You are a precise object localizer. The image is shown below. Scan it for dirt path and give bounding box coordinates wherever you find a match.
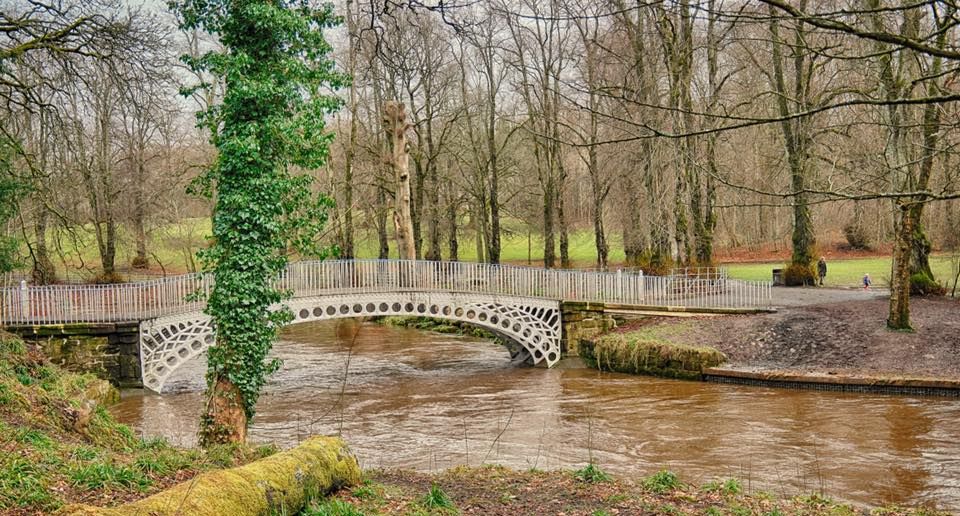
[622,292,960,380]
[771,286,889,307]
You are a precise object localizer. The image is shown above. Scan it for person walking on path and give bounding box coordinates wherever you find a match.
[863,273,872,290]
[817,257,827,286]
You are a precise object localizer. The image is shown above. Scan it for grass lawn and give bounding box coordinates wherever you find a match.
[723,255,959,288]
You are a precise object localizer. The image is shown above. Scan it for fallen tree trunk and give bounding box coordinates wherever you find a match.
[58,436,361,516]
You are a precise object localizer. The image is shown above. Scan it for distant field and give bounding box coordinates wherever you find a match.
[723,256,959,288]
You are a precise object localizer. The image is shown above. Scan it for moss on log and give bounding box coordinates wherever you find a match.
[581,333,726,380]
[57,436,361,516]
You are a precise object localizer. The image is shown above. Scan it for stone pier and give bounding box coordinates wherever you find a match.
[559,301,617,357]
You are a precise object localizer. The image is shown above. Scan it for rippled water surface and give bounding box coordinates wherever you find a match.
[110,320,960,510]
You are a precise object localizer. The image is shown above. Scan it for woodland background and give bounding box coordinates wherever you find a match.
[3,0,959,286]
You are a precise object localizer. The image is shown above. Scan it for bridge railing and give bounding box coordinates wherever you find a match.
[0,259,772,324]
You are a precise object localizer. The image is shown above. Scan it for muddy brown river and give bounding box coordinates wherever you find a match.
[110,320,960,510]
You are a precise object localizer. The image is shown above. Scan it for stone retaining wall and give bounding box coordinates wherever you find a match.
[6,323,142,388]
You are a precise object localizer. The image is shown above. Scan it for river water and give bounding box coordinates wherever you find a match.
[110,320,960,510]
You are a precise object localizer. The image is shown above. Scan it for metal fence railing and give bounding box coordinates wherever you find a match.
[0,259,773,325]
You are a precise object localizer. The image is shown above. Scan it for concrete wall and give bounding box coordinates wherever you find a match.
[6,323,142,388]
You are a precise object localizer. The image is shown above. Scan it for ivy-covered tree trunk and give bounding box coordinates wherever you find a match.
[172,0,344,445]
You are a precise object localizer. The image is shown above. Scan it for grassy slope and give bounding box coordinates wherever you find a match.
[0,333,273,514]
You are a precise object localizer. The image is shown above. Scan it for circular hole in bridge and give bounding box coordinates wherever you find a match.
[326,306,336,316]
[299,309,309,319]
[366,303,376,312]
[191,341,203,350]
[392,302,402,312]
[532,335,542,344]
[512,323,521,332]
[466,310,476,319]
[454,308,464,317]
[534,350,543,360]
[178,348,189,358]
[547,352,558,362]
[522,329,531,338]
[404,303,415,312]
[339,305,350,314]
[442,306,452,316]
[166,356,178,366]
[155,366,166,375]
[489,315,499,325]
[204,334,215,344]
[501,320,510,329]
[430,305,439,314]
[353,304,362,313]
[417,303,426,313]
[478,312,487,322]
[313,307,323,317]
[380,303,389,312]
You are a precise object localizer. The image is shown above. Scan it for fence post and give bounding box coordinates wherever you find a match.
[19,280,28,322]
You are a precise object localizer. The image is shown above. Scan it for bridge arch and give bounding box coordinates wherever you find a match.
[138,292,561,393]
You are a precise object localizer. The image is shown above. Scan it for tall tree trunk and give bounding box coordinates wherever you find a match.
[557,187,570,269]
[543,170,556,269]
[425,161,441,261]
[377,184,389,259]
[447,190,459,261]
[769,8,815,272]
[31,206,56,284]
[412,159,424,259]
[341,0,358,259]
[132,154,148,269]
[384,101,416,260]
[889,203,913,329]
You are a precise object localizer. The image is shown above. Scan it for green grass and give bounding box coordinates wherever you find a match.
[574,463,612,483]
[419,484,457,512]
[68,461,152,491]
[301,499,365,516]
[724,255,957,288]
[702,478,743,496]
[23,216,621,277]
[641,470,682,494]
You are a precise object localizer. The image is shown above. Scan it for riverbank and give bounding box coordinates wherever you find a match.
[611,295,960,382]
[0,332,274,515]
[310,465,949,515]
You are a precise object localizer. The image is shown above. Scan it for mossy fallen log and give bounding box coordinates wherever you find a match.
[581,333,726,380]
[57,436,361,516]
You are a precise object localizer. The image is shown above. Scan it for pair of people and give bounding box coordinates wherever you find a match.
[817,256,872,289]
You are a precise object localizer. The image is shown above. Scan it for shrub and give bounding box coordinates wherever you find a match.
[783,263,816,286]
[909,272,945,296]
[843,223,871,250]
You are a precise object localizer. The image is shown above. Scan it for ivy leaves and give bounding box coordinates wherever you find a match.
[170,0,346,427]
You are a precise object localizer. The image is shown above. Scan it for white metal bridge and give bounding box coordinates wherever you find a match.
[0,259,771,392]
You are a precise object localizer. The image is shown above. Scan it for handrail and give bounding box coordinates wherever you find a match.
[0,259,772,325]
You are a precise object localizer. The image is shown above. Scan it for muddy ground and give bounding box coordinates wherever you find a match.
[320,466,945,515]
[618,291,960,379]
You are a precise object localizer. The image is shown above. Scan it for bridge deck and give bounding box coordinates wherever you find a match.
[1,260,772,325]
